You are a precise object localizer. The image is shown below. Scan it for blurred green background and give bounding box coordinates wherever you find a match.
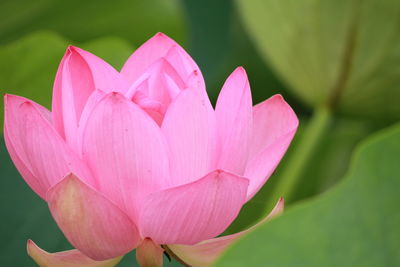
[0,0,399,266]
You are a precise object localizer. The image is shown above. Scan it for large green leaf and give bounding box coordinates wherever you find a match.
[237,0,400,120]
[0,0,185,45]
[216,122,400,266]
[224,116,373,234]
[81,37,134,71]
[0,31,134,128]
[182,0,291,108]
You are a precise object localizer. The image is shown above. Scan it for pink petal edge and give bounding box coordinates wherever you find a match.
[4,94,92,199]
[215,67,253,175]
[168,198,284,267]
[47,173,140,261]
[81,92,171,220]
[27,240,122,267]
[121,33,205,92]
[245,94,299,200]
[52,46,125,148]
[139,170,249,245]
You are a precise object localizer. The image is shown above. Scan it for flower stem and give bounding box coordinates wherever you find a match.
[271,105,332,203]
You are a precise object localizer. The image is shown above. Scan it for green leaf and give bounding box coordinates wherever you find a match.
[237,0,400,120]
[81,37,133,71]
[0,31,66,119]
[0,31,134,129]
[224,115,373,234]
[182,0,287,105]
[0,138,71,266]
[216,122,400,266]
[0,0,185,46]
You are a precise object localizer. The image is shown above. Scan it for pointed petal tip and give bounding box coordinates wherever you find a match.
[27,239,43,262]
[272,93,283,100]
[96,91,127,106]
[267,94,299,128]
[64,45,75,56]
[234,66,247,75]
[6,96,37,113]
[150,32,175,44]
[66,45,87,53]
[67,45,95,58]
[4,93,23,102]
[4,94,40,117]
[26,239,34,255]
[228,66,249,82]
[155,32,167,38]
[67,45,82,53]
[265,197,285,220]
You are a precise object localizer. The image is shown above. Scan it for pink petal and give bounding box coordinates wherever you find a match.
[164,45,205,91]
[215,67,252,175]
[47,173,140,261]
[245,95,298,200]
[139,170,249,245]
[52,46,124,149]
[4,94,92,199]
[168,198,284,267]
[126,58,186,124]
[250,94,298,157]
[161,88,216,186]
[71,46,127,93]
[27,240,122,267]
[4,95,50,198]
[121,33,205,92]
[81,92,170,220]
[76,90,107,155]
[51,47,95,145]
[136,238,164,267]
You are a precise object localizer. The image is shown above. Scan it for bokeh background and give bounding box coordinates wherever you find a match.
[1,0,399,266]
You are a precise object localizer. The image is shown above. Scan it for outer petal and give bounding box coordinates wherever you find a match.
[52,46,123,148]
[76,89,107,155]
[121,33,205,92]
[249,94,298,158]
[4,94,92,199]
[245,95,298,199]
[71,46,127,93]
[164,44,205,91]
[27,240,122,267]
[215,67,252,175]
[139,170,249,245]
[4,95,50,198]
[161,88,216,185]
[82,92,170,220]
[168,198,284,267]
[47,173,140,261]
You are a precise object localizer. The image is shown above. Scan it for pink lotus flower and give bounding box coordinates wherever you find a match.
[4,33,298,267]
